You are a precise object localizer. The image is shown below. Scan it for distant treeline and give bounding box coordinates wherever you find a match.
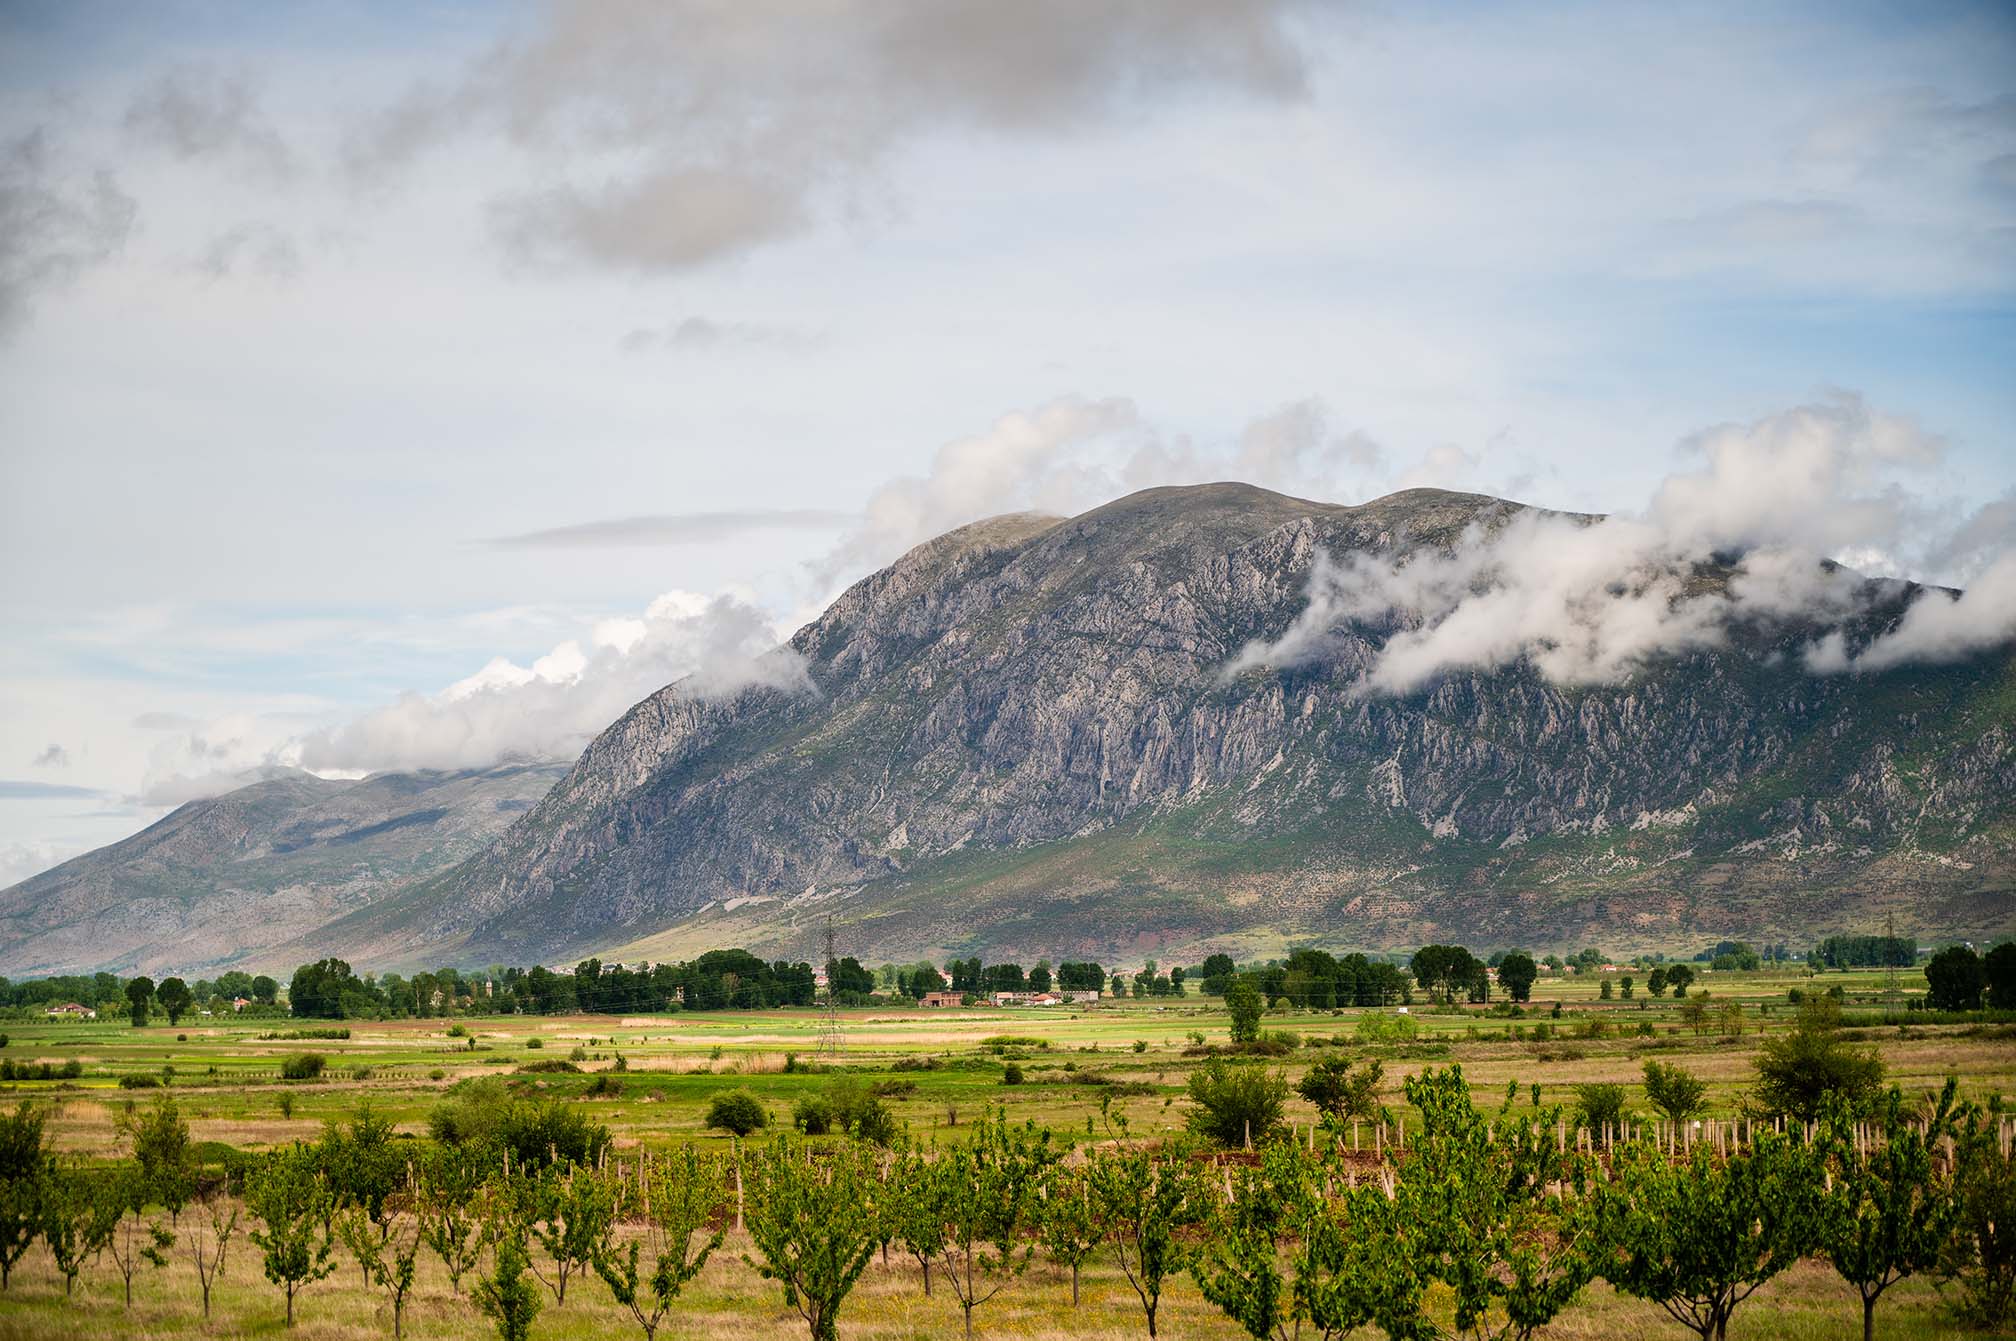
[1810,934,1918,968]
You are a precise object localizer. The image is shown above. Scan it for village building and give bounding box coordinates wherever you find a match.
[918,991,964,1008]
[44,1002,96,1019]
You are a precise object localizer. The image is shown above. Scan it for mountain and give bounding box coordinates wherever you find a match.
[0,764,568,977]
[322,483,2015,971]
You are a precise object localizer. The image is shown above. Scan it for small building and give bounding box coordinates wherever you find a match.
[991,991,1033,1007]
[1028,992,1063,1007]
[1062,989,1102,1005]
[231,996,252,1012]
[45,1002,96,1019]
[919,991,964,1009]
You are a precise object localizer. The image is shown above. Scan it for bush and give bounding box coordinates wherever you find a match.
[582,1074,624,1098]
[1752,1000,1883,1120]
[280,1053,326,1081]
[525,1036,544,1049]
[428,1077,611,1167]
[793,1094,834,1134]
[118,1073,162,1089]
[890,1055,941,1072]
[1296,1056,1384,1122]
[428,1068,446,1081]
[1574,1082,1627,1130]
[517,1059,582,1074]
[1185,1058,1288,1147]
[827,1081,899,1146]
[1002,1063,1025,1085]
[1642,1060,1707,1123]
[1354,1013,1419,1045]
[705,1090,769,1136]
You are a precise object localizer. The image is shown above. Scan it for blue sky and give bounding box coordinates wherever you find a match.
[1,0,2012,880]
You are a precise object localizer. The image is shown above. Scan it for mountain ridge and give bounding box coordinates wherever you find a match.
[316,482,2016,970]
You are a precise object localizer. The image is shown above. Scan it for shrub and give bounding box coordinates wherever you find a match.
[869,1078,917,1098]
[827,1081,898,1146]
[568,1046,588,1062]
[890,1055,941,1072]
[793,1094,834,1135]
[1132,1040,1148,1054]
[1752,1000,1884,1120]
[280,1053,326,1081]
[1574,1082,1627,1130]
[705,1090,769,1136]
[1642,1060,1707,1123]
[1354,1013,1419,1045]
[428,1068,445,1081]
[1296,1057,1384,1122]
[1185,1058,1287,1147]
[582,1075,624,1098]
[1002,1063,1025,1085]
[118,1073,162,1088]
[517,1059,582,1074]
[428,1078,610,1168]
[524,1036,543,1049]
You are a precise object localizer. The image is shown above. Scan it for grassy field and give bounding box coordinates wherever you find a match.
[1,964,2011,1339]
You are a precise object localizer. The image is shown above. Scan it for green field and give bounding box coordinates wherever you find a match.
[1,965,2010,1339]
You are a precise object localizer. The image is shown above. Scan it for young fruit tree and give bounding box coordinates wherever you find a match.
[185,1185,240,1319]
[1192,1137,1411,1340]
[474,1231,544,1341]
[0,1102,48,1290]
[890,1144,948,1296]
[1595,1129,1822,1341]
[102,1165,176,1308]
[39,1160,117,1296]
[515,1162,616,1305]
[1088,1111,1208,1338]
[342,1202,424,1340]
[927,1110,1058,1340]
[418,1144,493,1294]
[741,1135,885,1341]
[1037,1160,1104,1308]
[1937,1100,2016,1330]
[592,1147,730,1341]
[1396,1068,1597,1341]
[246,1146,339,1327]
[1818,1079,1960,1341]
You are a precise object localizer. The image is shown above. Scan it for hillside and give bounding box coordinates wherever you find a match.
[317,483,2016,971]
[0,764,568,976]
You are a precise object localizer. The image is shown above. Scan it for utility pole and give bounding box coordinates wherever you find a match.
[818,918,844,1058]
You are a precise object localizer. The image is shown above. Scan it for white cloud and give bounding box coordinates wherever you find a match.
[295,589,811,774]
[1230,395,2013,693]
[1808,552,2016,674]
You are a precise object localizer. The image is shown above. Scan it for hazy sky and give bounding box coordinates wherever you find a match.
[2,0,2013,882]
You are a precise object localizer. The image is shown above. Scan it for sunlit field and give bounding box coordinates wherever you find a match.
[1,964,2010,1340]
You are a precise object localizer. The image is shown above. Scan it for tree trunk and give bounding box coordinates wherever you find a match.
[1072,1261,1080,1308]
[1863,1293,1877,1341]
[287,1283,296,1326]
[922,1257,931,1295]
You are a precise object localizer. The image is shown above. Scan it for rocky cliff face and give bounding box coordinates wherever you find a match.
[0,764,567,976]
[332,484,2016,968]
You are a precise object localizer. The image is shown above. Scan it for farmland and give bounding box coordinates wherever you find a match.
[0,964,2011,1340]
